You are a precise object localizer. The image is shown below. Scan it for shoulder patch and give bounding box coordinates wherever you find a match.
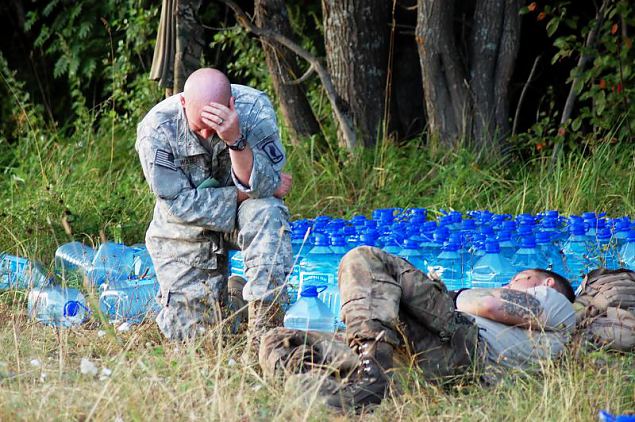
[260,140,284,164]
[154,149,177,171]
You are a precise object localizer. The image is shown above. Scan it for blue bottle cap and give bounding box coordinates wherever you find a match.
[64,300,80,317]
[519,235,536,248]
[597,228,612,242]
[313,233,330,246]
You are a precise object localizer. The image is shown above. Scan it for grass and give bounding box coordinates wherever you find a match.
[0,76,634,420]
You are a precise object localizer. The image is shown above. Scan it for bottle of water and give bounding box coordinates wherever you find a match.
[496,230,517,260]
[283,285,336,332]
[132,245,156,278]
[511,235,549,272]
[317,283,344,329]
[0,254,50,290]
[562,223,592,290]
[228,249,245,278]
[612,217,631,248]
[470,240,517,289]
[398,239,427,271]
[594,228,619,270]
[298,233,337,289]
[535,231,566,275]
[380,233,403,255]
[434,241,466,290]
[88,242,136,287]
[618,230,635,270]
[99,277,161,323]
[28,286,89,327]
[54,242,96,277]
[329,235,350,261]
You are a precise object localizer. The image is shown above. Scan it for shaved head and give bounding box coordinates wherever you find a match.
[181,68,231,137]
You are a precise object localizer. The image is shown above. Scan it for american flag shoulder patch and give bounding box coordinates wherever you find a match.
[154,149,177,171]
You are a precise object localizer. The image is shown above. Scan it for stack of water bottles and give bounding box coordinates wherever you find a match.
[228,208,635,333]
[0,241,161,328]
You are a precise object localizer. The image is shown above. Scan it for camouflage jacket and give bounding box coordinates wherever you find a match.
[135,84,286,269]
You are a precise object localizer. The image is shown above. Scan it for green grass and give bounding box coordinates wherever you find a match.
[0,77,634,420]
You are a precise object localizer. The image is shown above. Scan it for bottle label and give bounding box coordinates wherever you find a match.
[300,273,335,286]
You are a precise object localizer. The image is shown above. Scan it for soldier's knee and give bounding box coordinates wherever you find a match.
[239,197,288,224]
[340,246,381,269]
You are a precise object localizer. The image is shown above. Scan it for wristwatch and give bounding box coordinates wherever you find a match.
[226,135,247,151]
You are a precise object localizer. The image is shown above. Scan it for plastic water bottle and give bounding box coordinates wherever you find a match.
[380,234,403,255]
[132,246,155,278]
[317,283,344,328]
[618,230,635,270]
[88,242,136,286]
[434,242,466,290]
[470,240,517,289]
[536,231,566,275]
[594,228,619,270]
[99,277,161,323]
[398,239,427,271]
[562,223,593,289]
[612,218,632,248]
[511,235,549,272]
[0,254,50,290]
[228,249,245,278]
[598,410,635,422]
[28,286,89,327]
[298,233,337,288]
[283,285,336,332]
[54,242,96,277]
[496,230,517,260]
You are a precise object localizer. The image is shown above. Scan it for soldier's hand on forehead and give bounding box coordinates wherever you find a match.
[200,96,241,144]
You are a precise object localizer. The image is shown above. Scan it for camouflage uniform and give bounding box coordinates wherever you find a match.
[260,246,481,379]
[136,84,292,341]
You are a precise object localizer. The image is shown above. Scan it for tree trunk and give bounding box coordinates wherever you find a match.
[254,0,321,144]
[416,0,522,153]
[174,0,204,93]
[322,0,391,148]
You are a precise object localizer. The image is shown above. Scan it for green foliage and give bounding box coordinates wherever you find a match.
[520,0,634,151]
[211,26,273,94]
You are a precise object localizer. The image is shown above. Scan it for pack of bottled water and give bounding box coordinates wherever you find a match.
[228,208,634,332]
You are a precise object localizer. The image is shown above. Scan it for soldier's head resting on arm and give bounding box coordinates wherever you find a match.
[505,268,576,302]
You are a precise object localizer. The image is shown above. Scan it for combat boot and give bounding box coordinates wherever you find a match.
[245,299,284,363]
[227,275,248,334]
[326,339,394,412]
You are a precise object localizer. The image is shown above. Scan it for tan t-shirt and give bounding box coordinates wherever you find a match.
[470,286,576,368]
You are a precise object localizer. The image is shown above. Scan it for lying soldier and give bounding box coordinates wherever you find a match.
[259,246,576,412]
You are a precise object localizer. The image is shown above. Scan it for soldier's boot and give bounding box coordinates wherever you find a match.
[326,339,394,412]
[244,299,284,364]
[227,275,248,334]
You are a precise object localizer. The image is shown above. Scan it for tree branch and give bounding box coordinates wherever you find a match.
[219,0,357,149]
[551,0,611,164]
[512,55,541,137]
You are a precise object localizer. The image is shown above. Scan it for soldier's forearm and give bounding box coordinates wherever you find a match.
[162,186,238,232]
[229,146,254,187]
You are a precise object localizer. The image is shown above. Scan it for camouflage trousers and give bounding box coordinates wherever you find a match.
[155,197,292,341]
[260,246,480,379]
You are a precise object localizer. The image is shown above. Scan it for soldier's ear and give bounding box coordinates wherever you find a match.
[544,277,556,288]
[180,94,186,108]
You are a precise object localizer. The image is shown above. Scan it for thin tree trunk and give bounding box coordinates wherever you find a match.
[255,0,321,144]
[322,0,391,148]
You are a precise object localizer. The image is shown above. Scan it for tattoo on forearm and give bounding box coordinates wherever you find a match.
[499,290,542,321]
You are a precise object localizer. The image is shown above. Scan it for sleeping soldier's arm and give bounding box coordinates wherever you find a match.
[456,288,545,329]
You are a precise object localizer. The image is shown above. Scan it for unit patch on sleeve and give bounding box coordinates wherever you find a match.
[154,149,177,171]
[260,140,284,164]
